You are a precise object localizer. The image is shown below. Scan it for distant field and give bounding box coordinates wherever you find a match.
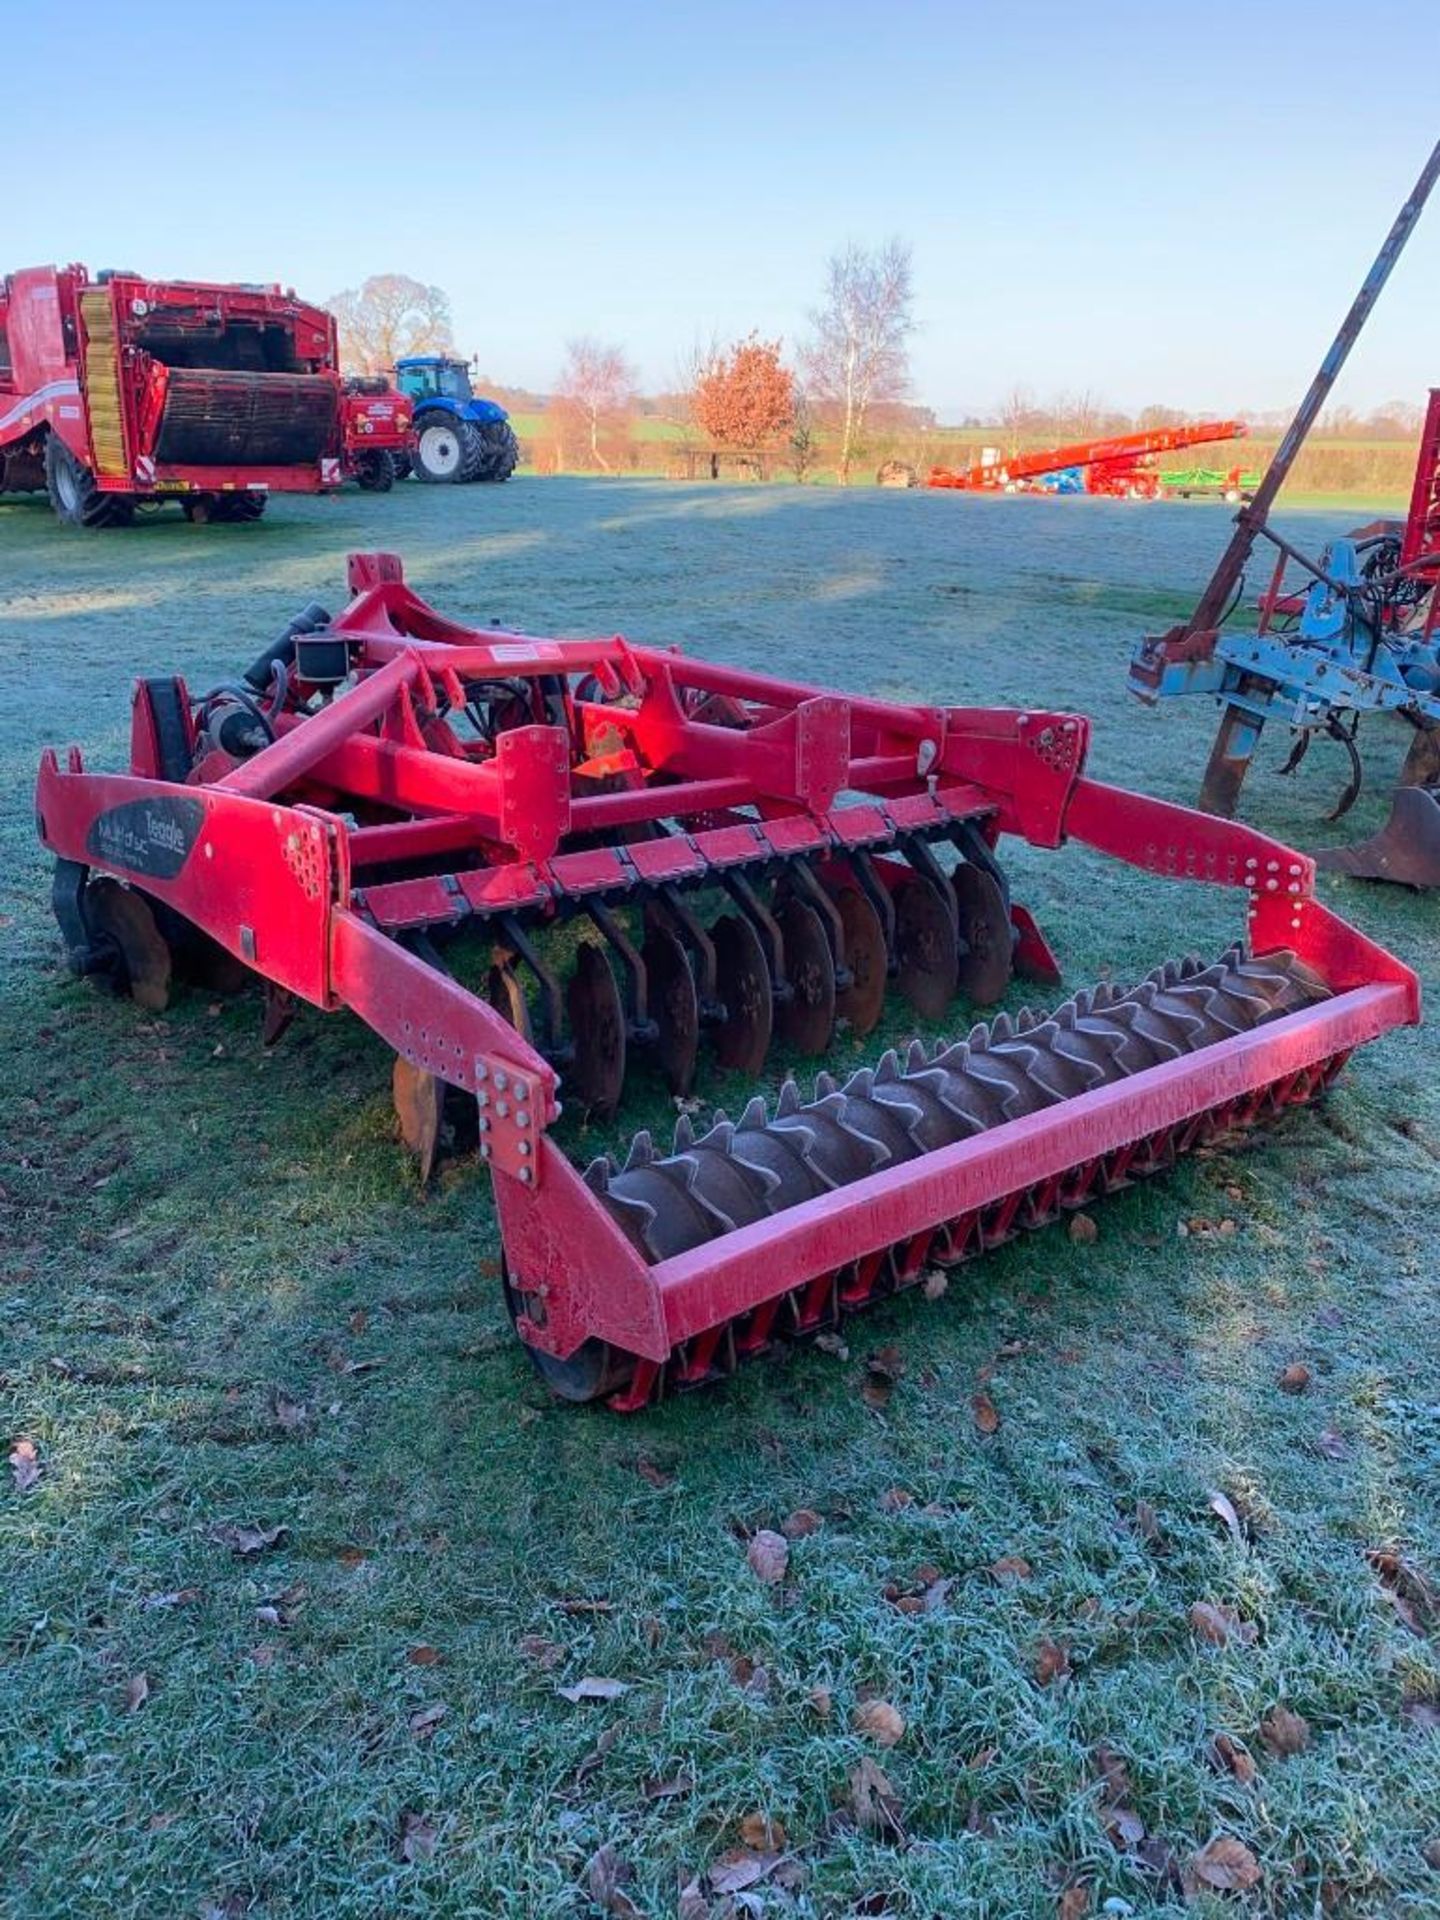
[2,482,1437,1919]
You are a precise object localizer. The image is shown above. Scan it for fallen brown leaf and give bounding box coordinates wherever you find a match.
[990,1555,1033,1583]
[140,1587,201,1611]
[879,1486,914,1512]
[124,1672,150,1714]
[8,1438,41,1495]
[398,1811,439,1865]
[518,1634,564,1669]
[1068,1212,1098,1245]
[739,1813,787,1851]
[1206,1488,1246,1546]
[1403,1698,1440,1734]
[211,1522,287,1557]
[1259,1704,1310,1757]
[1189,1601,1255,1647]
[558,1675,629,1702]
[642,1770,694,1801]
[555,1596,615,1615]
[746,1529,790,1586]
[706,1848,780,1895]
[574,1722,621,1784]
[1367,1549,1440,1633]
[782,1507,823,1539]
[1191,1834,1261,1892]
[585,1843,644,1918]
[1134,1499,1162,1546]
[1316,1428,1350,1461]
[922,1268,948,1300]
[1210,1733,1257,1784]
[271,1394,307,1432]
[1034,1639,1070,1686]
[406,1644,443,1667]
[849,1757,905,1838]
[632,1456,674,1489]
[808,1685,833,1718]
[1057,1884,1092,1920]
[1278,1363,1311,1394]
[853,1698,905,1747]
[868,1344,906,1383]
[971,1391,1001,1435]
[348,1307,369,1335]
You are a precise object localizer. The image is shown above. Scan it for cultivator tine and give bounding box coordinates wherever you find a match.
[774,894,836,1054]
[711,913,773,1073]
[893,869,959,1018]
[567,942,627,1117]
[1323,717,1365,822]
[393,1056,445,1185]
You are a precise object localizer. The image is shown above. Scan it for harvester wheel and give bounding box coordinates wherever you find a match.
[44,436,134,529]
[567,942,626,1117]
[775,896,836,1055]
[501,1263,634,1405]
[829,883,888,1036]
[391,454,412,482]
[474,421,520,483]
[412,413,481,484]
[643,920,700,1095]
[83,878,172,1010]
[354,450,395,492]
[893,872,959,1020]
[952,863,1014,1005]
[712,913,773,1074]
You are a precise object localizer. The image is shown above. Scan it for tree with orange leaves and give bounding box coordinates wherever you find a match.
[693,335,795,448]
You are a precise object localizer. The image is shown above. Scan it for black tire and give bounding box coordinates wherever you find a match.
[391,453,412,482]
[44,436,135,528]
[411,411,483,484]
[186,493,267,524]
[473,420,520,483]
[354,450,395,492]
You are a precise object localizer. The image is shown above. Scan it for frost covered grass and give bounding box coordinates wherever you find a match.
[2,480,1438,1917]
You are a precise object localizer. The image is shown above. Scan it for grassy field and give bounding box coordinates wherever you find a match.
[2,480,1438,1919]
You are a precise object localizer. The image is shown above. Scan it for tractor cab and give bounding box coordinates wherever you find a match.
[395,355,476,404]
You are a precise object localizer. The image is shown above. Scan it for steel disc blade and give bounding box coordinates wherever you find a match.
[486,962,534,1045]
[643,922,699,1095]
[86,879,171,1011]
[566,941,626,1117]
[392,1056,444,1184]
[952,863,1014,1006]
[894,872,958,1020]
[829,883,888,1035]
[776,896,836,1055]
[712,912,773,1073]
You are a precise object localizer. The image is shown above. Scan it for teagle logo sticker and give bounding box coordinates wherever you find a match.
[86,796,204,880]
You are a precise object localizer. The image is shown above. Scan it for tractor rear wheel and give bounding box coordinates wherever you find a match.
[412,413,482,484]
[44,436,135,529]
[473,421,520,482]
[354,450,396,492]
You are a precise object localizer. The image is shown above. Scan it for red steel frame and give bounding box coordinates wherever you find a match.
[34,553,1419,1397]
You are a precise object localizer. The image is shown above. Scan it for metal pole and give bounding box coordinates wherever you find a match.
[1187,137,1440,638]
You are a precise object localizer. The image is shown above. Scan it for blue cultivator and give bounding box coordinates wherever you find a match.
[1129,139,1440,884]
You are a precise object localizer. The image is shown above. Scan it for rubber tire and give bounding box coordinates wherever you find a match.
[210,494,267,523]
[44,436,135,529]
[412,412,483,484]
[391,453,412,482]
[473,420,520,483]
[354,450,395,492]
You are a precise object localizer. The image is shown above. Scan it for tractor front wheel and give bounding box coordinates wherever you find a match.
[44,436,135,529]
[411,413,482,484]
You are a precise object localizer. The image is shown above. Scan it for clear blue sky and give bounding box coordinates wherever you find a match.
[9,1,1438,420]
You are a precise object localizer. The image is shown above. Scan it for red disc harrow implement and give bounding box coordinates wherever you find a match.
[35,554,1418,1407]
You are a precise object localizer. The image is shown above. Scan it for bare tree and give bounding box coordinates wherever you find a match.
[801,239,915,484]
[786,386,818,483]
[551,338,637,473]
[325,275,453,374]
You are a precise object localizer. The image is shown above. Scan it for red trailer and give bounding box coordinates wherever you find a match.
[929,420,1247,499]
[340,375,413,491]
[0,264,344,525]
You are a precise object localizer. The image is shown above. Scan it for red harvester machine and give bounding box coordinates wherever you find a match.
[36,554,1417,1407]
[929,420,1247,499]
[0,264,343,525]
[340,375,413,491]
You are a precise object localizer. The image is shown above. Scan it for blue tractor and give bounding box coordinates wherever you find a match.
[393,355,520,485]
